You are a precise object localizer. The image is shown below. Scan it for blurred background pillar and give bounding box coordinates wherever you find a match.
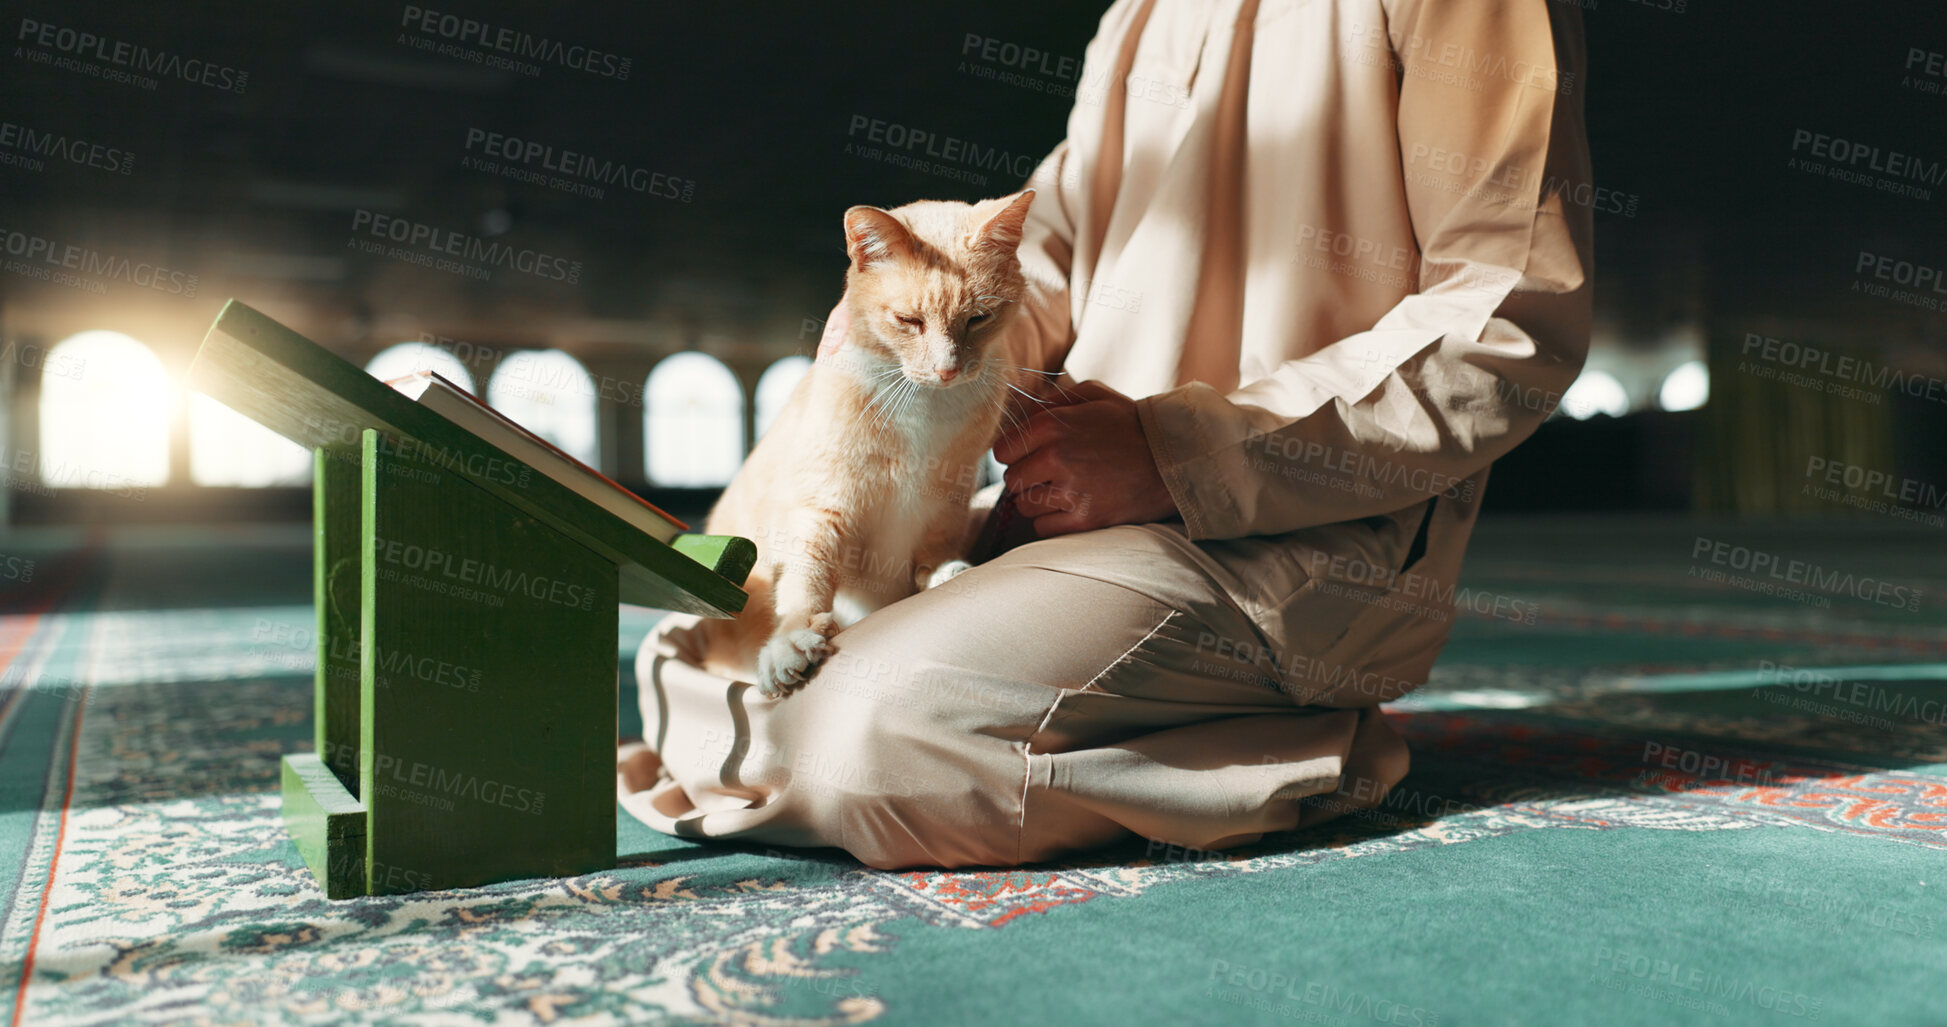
[1,291,11,529]
[1695,319,1894,516]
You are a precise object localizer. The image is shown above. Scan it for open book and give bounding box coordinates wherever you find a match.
[385,370,687,544]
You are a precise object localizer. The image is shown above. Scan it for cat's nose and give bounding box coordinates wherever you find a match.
[936,366,960,383]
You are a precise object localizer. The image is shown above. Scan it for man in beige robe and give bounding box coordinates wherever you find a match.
[618,0,1591,868]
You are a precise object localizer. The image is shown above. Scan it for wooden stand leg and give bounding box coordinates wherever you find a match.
[315,447,363,790]
[282,446,368,899]
[357,429,618,894]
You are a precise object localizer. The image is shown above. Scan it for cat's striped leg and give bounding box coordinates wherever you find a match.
[758,509,845,698]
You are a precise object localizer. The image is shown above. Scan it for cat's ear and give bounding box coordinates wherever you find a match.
[843,206,917,270]
[967,189,1036,254]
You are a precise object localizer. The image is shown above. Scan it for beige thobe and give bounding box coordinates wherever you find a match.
[618,0,1592,868]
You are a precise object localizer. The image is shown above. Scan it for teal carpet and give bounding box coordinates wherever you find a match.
[0,517,1941,1025]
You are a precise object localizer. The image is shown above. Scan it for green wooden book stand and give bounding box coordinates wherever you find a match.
[188,300,754,898]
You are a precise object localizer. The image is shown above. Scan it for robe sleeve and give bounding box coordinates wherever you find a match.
[1004,140,1083,385]
[1132,0,1595,540]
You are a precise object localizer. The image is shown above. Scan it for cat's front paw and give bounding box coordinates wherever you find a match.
[755,612,838,698]
[925,559,974,590]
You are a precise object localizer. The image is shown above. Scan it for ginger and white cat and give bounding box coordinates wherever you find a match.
[699,189,1037,697]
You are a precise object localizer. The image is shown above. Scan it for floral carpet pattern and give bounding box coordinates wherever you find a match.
[1,521,1943,1025]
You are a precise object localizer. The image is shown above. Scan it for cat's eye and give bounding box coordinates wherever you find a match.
[967,312,991,326]
[893,314,924,330]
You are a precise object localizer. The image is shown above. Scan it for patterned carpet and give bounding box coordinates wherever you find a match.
[1,517,1942,1025]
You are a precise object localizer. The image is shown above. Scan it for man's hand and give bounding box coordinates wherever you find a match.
[993,379,1179,538]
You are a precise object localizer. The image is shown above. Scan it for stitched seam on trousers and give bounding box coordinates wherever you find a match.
[1078,609,1178,693]
[992,525,1274,671]
[1016,608,1178,865]
[1000,561,1203,616]
[990,526,1247,620]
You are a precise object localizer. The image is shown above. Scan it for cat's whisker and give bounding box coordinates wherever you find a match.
[893,378,922,425]
[882,377,920,432]
[1004,381,1058,408]
[999,365,1064,394]
[870,384,902,432]
[862,372,907,431]
[997,403,1028,437]
[877,378,905,425]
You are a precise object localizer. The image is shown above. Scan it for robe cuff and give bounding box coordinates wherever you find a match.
[1135,384,1235,542]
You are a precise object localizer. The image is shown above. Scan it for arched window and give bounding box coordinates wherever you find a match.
[644,353,744,487]
[486,350,599,465]
[1559,369,1631,420]
[364,342,476,393]
[753,355,812,441]
[37,331,171,488]
[1657,360,1709,412]
[189,394,312,486]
